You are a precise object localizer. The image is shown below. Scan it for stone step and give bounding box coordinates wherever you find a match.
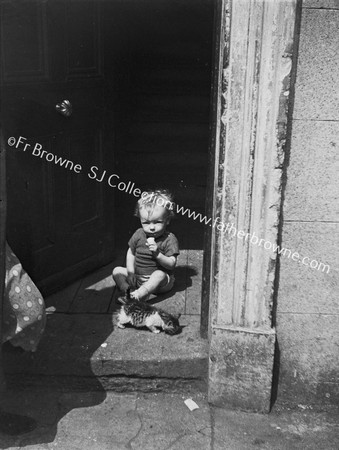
[4,312,208,393]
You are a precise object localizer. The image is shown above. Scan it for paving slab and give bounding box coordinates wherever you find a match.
[3,312,208,392]
[0,390,338,450]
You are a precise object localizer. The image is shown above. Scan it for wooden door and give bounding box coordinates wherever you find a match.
[1,1,115,294]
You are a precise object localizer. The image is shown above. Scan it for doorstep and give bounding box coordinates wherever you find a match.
[3,311,208,393]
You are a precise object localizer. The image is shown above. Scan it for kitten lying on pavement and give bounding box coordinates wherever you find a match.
[116,289,181,335]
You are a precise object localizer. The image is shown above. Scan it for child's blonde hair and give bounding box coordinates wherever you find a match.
[135,189,175,219]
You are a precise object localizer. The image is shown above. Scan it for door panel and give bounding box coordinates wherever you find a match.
[1,1,115,294]
[69,133,104,230]
[1,1,48,83]
[66,1,101,78]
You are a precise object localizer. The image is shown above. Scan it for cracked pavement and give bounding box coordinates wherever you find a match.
[1,389,338,449]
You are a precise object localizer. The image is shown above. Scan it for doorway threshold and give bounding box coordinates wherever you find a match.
[4,250,207,393]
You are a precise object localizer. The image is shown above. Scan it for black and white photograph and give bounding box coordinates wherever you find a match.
[0,0,338,448]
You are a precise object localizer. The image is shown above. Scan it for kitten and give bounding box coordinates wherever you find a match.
[116,292,181,335]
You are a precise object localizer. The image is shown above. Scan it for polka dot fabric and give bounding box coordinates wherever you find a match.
[2,243,46,351]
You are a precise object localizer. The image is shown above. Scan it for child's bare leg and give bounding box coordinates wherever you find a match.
[112,267,129,292]
[130,270,167,300]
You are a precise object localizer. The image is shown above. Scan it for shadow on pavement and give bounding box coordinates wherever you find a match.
[1,311,114,448]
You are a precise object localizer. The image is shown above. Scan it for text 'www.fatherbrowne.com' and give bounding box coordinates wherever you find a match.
[174,205,330,274]
[8,135,330,274]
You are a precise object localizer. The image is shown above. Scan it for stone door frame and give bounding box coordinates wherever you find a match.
[203,0,300,411]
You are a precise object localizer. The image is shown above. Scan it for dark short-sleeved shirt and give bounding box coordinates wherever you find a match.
[128,228,179,276]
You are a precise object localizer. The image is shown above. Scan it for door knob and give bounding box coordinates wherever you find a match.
[55,100,72,117]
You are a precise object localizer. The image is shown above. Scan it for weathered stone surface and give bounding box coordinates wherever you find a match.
[303,0,339,8]
[277,0,339,410]
[7,374,206,395]
[207,0,297,410]
[278,222,338,314]
[284,121,339,221]
[69,267,115,313]
[185,250,203,315]
[276,313,339,406]
[293,9,339,120]
[131,392,210,450]
[55,393,139,450]
[4,313,208,384]
[152,290,186,316]
[45,279,82,313]
[1,390,338,450]
[212,406,339,450]
[209,327,276,412]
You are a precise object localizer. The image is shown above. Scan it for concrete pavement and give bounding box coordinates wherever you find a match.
[0,389,338,449]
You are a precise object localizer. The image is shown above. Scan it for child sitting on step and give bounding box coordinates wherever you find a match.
[113,189,179,302]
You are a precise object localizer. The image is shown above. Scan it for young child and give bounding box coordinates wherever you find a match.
[113,189,179,302]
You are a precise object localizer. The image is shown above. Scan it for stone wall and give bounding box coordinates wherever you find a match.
[277,0,339,405]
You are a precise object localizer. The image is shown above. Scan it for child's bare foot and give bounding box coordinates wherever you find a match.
[129,290,140,301]
[130,286,150,301]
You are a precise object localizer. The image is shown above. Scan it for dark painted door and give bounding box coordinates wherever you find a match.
[1,1,115,294]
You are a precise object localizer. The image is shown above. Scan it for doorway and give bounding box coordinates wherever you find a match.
[1,0,214,321]
[105,0,214,251]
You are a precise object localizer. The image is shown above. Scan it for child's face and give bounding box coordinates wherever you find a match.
[139,205,169,238]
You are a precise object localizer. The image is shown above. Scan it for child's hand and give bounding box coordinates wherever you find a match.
[148,243,159,255]
[146,238,159,256]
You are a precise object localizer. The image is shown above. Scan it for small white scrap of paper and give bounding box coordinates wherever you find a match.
[101,343,108,348]
[184,399,199,411]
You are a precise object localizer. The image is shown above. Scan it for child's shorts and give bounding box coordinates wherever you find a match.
[136,273,175,293]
